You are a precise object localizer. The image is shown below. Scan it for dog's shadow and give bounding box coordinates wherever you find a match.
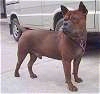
[36,59,64,84]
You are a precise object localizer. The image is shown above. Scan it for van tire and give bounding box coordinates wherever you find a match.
[55,18,64,31]
[11,18,22,41]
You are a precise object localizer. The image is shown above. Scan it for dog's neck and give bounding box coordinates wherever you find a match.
[62,29,87,54]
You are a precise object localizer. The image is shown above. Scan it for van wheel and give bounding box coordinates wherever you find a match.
[55,18,64,31]
[11,18,22,41]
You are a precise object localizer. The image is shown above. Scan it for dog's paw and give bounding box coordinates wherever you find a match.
[15,72,20,77]
[30,73,37,79]
[68,84,78,92]
[75,77,83,83]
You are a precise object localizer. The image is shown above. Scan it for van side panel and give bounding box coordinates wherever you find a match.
[19,1,42,27]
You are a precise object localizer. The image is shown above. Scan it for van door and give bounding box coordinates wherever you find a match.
[42,0,60,29]
[83,0,96,31]
[19,0,43,28]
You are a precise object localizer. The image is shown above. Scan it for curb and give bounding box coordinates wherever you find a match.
[0,18,8,24]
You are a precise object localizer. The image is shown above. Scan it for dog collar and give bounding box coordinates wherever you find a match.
[80,40,86,53]
[62,29,86,54]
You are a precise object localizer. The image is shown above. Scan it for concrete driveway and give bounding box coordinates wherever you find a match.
[1,20,100,93]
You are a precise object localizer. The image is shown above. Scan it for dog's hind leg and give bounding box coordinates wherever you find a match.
[28,53,37,79]
[15,51,28,77]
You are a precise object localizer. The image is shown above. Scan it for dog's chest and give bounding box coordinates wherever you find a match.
[74,46,83,57]
[59,34,83,58]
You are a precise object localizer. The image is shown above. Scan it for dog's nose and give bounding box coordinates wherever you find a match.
[63,20,73,33]
[63,20,71,29]
[63,20,72,27]
[63,21,68,26]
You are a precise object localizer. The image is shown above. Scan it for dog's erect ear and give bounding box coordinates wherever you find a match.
[61,5,69,16]
[79,1,88,14]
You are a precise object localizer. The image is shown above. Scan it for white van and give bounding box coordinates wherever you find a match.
[6,0,100,42]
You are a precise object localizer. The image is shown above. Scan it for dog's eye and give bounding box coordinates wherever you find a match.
[64,15,69,21]
[71,16,80,23]
[71,16,79,21]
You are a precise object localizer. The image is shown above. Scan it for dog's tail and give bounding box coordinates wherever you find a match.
[17,24,33,33]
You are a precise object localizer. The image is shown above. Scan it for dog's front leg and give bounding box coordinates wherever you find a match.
[62,59,78,91]
[73,57,83,83]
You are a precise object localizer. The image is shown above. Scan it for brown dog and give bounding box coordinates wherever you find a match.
[15,1,88,91]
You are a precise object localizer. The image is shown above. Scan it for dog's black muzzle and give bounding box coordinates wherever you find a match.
[62,20,73,33]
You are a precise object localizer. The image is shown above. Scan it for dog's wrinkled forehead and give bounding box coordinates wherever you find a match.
[61,1,88,19]
[63,10,86,24]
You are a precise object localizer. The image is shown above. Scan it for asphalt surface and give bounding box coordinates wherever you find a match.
[1,20,100,93]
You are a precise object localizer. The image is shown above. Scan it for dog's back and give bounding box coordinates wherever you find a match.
[18,30,63,59]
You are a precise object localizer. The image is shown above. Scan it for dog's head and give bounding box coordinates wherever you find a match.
[61,1,88,40]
